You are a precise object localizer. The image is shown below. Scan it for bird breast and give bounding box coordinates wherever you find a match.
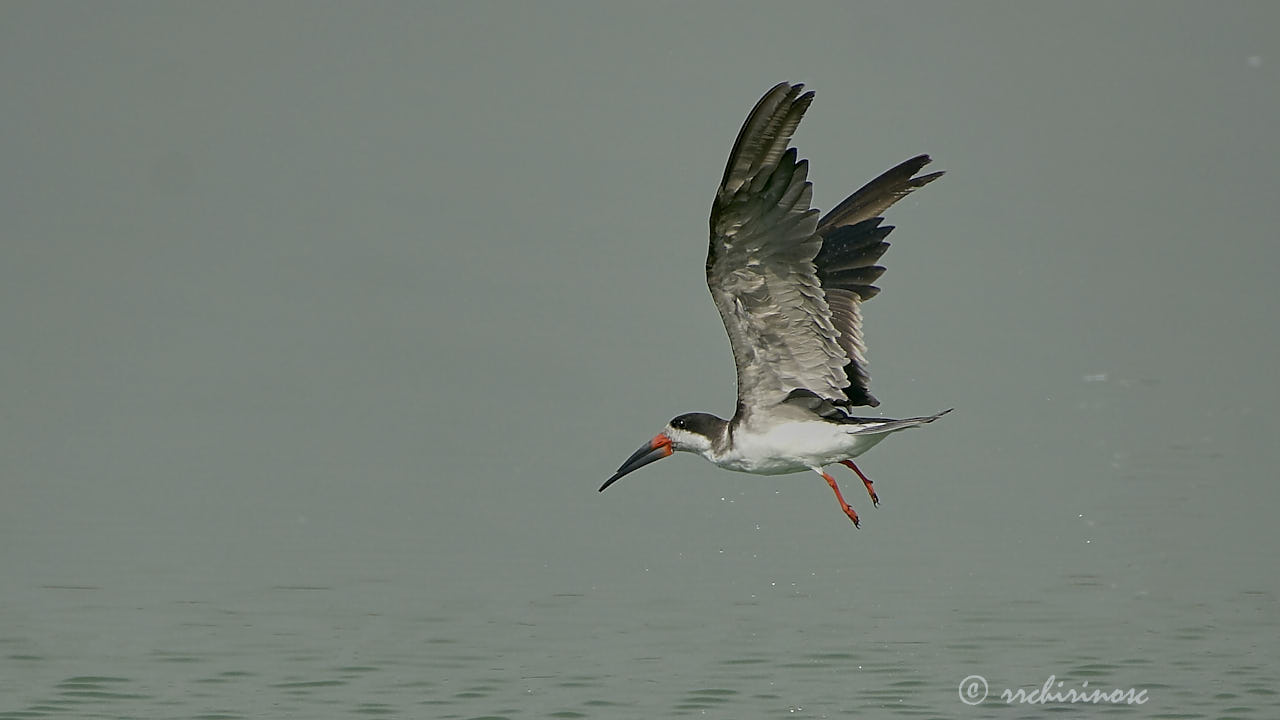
[711,420,887,475]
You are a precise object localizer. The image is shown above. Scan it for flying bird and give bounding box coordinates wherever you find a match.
[600,83,950,526]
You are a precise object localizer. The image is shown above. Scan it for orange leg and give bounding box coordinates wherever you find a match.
[817,469,860,527]
[840,460,879,507]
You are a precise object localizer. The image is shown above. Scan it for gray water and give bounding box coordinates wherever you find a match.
[3,3,1278,718]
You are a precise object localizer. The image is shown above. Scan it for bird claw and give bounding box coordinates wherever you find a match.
[841,460,880,508]
[820,470,862,528]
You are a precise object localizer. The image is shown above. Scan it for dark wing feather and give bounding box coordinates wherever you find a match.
[813,155,944,407]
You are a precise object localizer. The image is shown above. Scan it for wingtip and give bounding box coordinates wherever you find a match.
[904,155,945,182]
[915,169,946,185]
[769,82,815,108]
[816,153,944,231]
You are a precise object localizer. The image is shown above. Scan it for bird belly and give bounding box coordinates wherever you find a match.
[712,421,886,475]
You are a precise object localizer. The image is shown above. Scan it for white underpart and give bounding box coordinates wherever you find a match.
[709,420,891,475]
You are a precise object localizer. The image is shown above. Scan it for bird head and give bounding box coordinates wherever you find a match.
[599,413,723,491]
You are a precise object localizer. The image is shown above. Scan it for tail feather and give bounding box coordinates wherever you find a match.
[846,408,952,435]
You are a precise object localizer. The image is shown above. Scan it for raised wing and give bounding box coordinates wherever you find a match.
[813,154,943,407]
[708,83,848,420]
[707,83,943,421]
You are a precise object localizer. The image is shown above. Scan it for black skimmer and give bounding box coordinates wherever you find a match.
[600,83,950,527]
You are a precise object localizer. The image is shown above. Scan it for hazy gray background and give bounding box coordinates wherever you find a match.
[3,2,1277,718]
